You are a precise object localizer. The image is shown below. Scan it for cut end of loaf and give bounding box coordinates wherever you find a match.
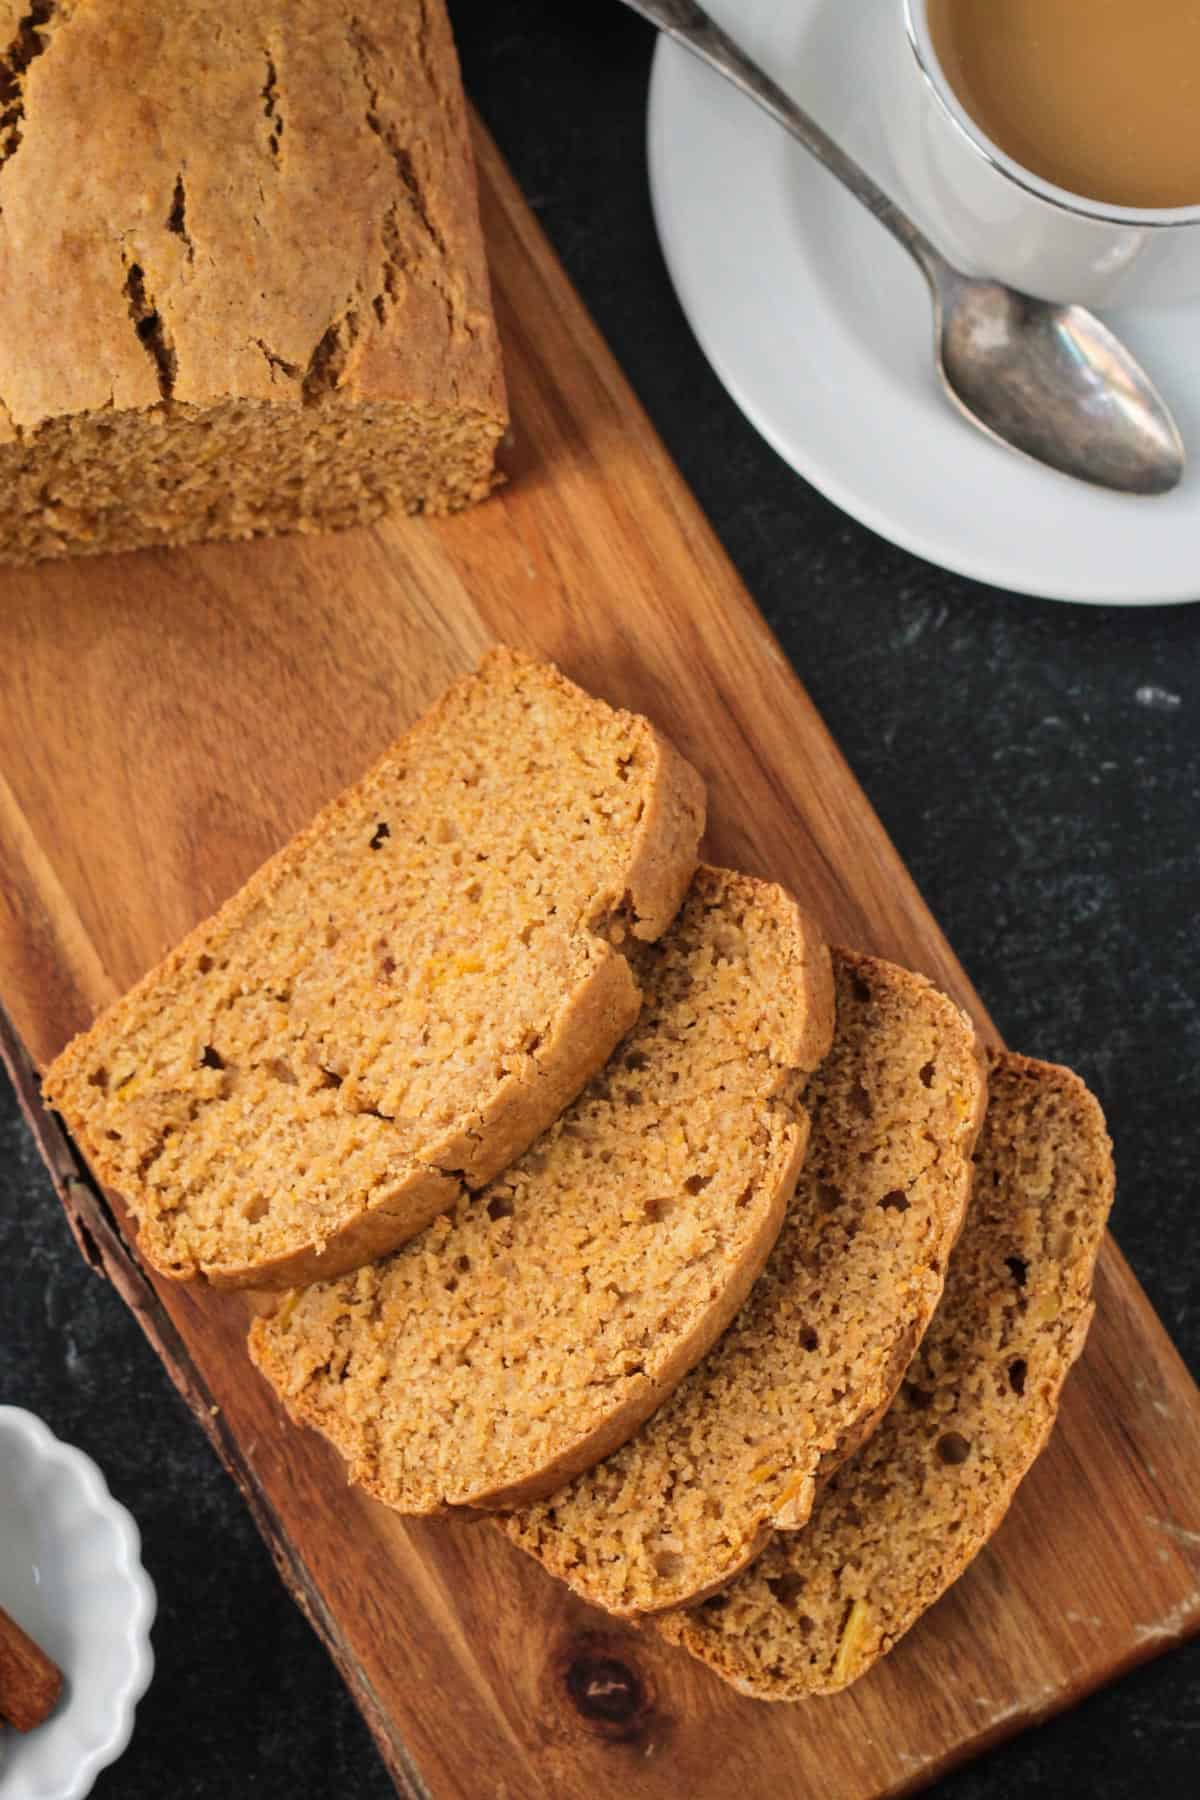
[0,394,506,565]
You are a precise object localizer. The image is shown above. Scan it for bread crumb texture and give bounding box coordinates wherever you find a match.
[0,0,507,563]
[42,651,705,1287]
[503,951,985,1613]
[662,1050,1114,1698]
[249,866,834,1512]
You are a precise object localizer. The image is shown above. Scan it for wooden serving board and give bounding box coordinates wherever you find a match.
[2,118,1199,1800]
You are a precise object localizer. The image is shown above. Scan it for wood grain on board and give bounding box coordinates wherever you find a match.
[0,118,1198,1800]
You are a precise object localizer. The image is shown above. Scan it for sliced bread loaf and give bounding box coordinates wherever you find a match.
[502,951,986,1614]
[248,866,835,1512]
[0,0,507,563]
[662,1051,1114,1698]
[42,650,705,1289]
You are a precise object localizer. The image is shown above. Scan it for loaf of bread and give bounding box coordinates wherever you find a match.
[42,650,705,1288]
[662,1051,1114,1697]
[249,867,835,1512]
[503,951,986,1614]
[0,0,506,564]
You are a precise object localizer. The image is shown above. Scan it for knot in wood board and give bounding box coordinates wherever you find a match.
[566,1655,642,1725]
[558,1633,659,1744]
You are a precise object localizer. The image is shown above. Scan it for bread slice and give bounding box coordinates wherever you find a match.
[42,650,705,1289]
[502,951,986,1615]
[0,1,507,564]
[248,866,834,1512]
[662,1051,1114,1698]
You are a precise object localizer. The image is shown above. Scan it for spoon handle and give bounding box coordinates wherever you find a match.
[624,0,943,282]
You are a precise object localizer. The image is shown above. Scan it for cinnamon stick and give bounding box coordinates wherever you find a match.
[0,1602,63,1731]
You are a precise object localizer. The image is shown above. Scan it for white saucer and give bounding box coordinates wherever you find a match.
[647,0,1200,605]
[0,1408,155,1800]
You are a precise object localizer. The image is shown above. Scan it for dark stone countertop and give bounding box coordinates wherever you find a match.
[2,5,1197,1795]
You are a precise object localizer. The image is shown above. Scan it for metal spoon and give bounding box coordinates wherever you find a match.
[623,0,1185,495]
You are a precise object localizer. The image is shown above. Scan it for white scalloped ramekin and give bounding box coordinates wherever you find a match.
[0,1407,155,1800]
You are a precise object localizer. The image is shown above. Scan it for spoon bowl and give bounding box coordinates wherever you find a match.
[935,274,1185,495]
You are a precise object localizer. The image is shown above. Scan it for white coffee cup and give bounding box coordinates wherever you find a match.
[893,0,1200,308]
